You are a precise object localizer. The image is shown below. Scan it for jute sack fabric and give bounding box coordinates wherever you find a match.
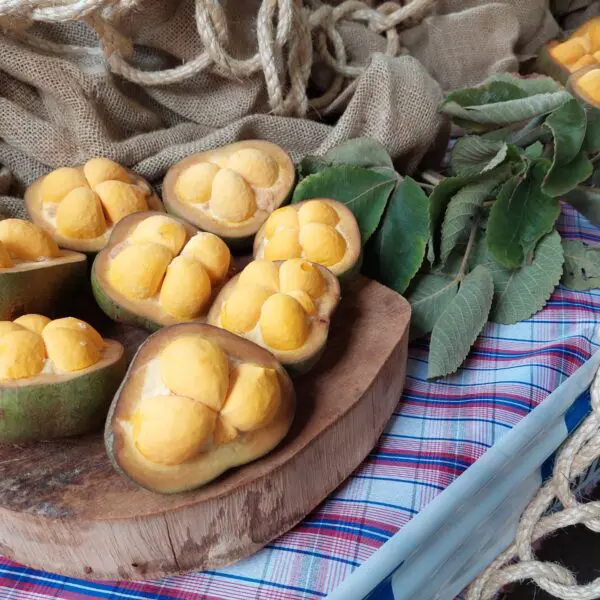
[0,0,559,219]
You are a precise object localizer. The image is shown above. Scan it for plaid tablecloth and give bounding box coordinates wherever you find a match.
[0,203,599,600]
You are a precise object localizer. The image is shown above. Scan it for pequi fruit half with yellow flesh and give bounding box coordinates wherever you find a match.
[91,211,234,331]
[0,218,87,319]
[568,65,600,110]
[536,17,600,83]
[162,140,296,252]
[252,198,362,284]
[0,315,125,442]
[104,323,295,494]
[208,258,341,374]
[25,157,164,254]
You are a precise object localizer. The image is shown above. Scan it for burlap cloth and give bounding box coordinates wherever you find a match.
[0,0,580,218]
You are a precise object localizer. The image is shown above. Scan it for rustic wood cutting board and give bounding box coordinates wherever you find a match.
[0,276,411,581]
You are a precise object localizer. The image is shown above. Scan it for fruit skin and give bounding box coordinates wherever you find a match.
[104,323,296,494]
[0,340,125,443]
[0,252,87,320]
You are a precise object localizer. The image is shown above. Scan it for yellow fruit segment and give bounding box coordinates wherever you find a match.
[264,205,299,239]
[220,363,281,431]
[158,256,212,319]
[279,259,324,298]
[264,228,302,260]
[221,284,273,334]
[285,290,316,315]
[227,148,279,188]
[130,215,188,255]
[550,37,588,65]
[0,330,46,380]
[0,219,59,260]
[39,167,88,204]
[595,51,600,62]
[576,67,600,103]
[95,180,148,223]
[56,187,107,239]
[108,242,171,299]
[569,54,597,72]
[238,259,280,292]
[0,322,24,337]
[299,223,346,267]
[44,317,105,351]
[175,162,220,204]
[181,233,231,284]
[132,395,216,465]
[159,336,230,412]
[0,241,13,268]
[43,327,100,372]
[210,169,257,222]
[259,293,308,351]
[13,314,51,336]
[213,417,239,445]
[298,200,340,227]
[84,158,130,188]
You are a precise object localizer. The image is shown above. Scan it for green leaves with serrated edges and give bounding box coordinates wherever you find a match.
[561,240,600,291]
[450,137,509,176]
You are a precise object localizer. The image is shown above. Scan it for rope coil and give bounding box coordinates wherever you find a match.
[467,368,600,600]
[0,0,436,116]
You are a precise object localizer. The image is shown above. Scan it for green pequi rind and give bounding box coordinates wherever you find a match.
[337,251,363,287]
[534,47,570,85]
[0,352,126,443]
[0,258,87,320]
[90,266,162,332]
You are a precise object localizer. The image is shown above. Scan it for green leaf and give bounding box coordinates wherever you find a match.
[472,231,564,324]
[561,239,600,291]
[292,166,395,244]
[407,274,459,340]
[486,73,563,95]
[427,265,494,379]
[366,178,429,294]
[427,175,477,265]
[324,137,394,169]
[440,168,510,265]
[544,98,587,166]
[487,163,560,268]
[542,151,593,197]
[584,110,600,154]
[450,137,509,176]
[564,186,600,227]
[441,89,572,129]
[297,155,329,178]
[524,142,544,159]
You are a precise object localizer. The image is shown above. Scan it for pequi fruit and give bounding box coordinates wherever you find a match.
[25,157,164,253]
[208,258,340,374]
[0,218,86,319]
[536,17,600,83]
[568,65,600,109]
[162,140,296,252]
[0,315,125,442]
[104,323,295,494]
[92,211,233,331]
[253,199,362,284]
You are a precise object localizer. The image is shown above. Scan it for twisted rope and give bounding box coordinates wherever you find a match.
[0,0,436,116]
[467,368,600,600]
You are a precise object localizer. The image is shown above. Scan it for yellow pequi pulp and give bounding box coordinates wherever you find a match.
[25,157,163,253]
[92,211,233,330]
[208,258,341,374]
[570,65,600,106]
[162,140,296,251]
[105,324,295,494]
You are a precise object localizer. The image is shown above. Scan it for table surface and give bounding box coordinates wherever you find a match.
[1,204,599,600]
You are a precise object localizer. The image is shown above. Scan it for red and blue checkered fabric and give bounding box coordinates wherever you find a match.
[1,203,599,600]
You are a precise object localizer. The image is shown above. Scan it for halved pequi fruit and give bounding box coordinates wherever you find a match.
[568,65,600,110]
[208,258,340,374]
[162,140,296,252]
[0,315,125,442]
[25,157,164,254]
[105,323,295,494]
[253,198,362,284]
[0,218,86,319]
[92,211,234,331]
[536,17,600,84]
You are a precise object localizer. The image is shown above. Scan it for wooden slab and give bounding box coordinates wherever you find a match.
[0,277,411,581]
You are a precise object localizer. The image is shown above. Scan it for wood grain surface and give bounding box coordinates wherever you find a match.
[0,276,411,581]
